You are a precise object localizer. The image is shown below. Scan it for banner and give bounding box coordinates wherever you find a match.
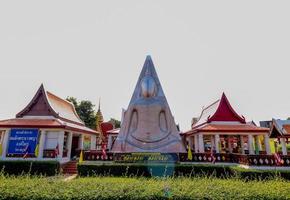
[83,135,91,150]
[114,153,179,163]
[7,129,39,155]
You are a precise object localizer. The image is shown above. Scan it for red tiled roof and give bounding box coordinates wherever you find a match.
[107,128,120,134]
[0,119,62,127]
[208,93,246,123]
[185,123,269,135]
[0,118,98,135]
[101,122,114,136]
[46,92,84,125]
[16,84,84,126]
[192,93,246,129]
[282,125,290,135]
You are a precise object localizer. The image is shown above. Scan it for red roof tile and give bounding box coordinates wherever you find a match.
[282,125,290,135]
[185,123,269,135]
[208,93,246,123]
[0,118,98,135]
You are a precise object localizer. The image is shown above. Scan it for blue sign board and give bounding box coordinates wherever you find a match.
[8,129,39,155]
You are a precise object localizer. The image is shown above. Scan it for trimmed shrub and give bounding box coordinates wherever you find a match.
[78,163,290,180]
[0,176,290,199]
[232,167,290,180]
[0,161,60,176]
[78,163,234,178]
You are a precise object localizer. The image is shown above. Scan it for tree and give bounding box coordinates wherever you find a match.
[109,118,121,128]
[67,97,96,129]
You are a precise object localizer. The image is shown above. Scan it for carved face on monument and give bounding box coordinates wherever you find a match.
[112,56,186,153]
[140,75,157,98]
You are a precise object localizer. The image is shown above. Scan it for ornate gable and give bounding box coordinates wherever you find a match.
[208,93,246,123]
[16,84,58,118]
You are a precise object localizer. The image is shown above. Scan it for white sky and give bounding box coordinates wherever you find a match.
[0,1,290,131]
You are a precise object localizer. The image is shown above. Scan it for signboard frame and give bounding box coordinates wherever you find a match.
[7,128,39,156]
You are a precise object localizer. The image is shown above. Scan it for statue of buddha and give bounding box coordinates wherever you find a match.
[112,56,186,153]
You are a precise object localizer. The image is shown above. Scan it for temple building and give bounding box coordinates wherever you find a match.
[95,100,105,150]
[112,56,186,153]
[183,93,271,155]
[268,119,290,155]
[0,84,99,163]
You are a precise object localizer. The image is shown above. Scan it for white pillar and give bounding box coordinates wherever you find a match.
[194,135,198,153]
[198,134,205,153]
[1,130,9,159]
[210,135,215,151]
[248,135,254,155]
[264,135,271,155]
[240,136,245,154]
[67,132,73,158]
[79,134,84,150]
[188,136,194,150]
[214,134,220,153]
[57,131,65,160]
[37,131,46,159]
[90,135,97,150]
[228,136,233,153]
[108,135,113,150]
[281,138,288,155]
[256,136,262,153]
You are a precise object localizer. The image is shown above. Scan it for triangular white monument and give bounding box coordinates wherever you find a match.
[112,56,186,153]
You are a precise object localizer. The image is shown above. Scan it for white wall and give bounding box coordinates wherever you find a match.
[44,131,60,149]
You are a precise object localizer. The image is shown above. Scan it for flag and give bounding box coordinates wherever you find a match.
[55,143,59,158]
[34,144,39,157]
[187,145,193,161]
[23,144,30,159]
[274,153,283,166]
[102,144,107,160]
[270,139,276,154]
[211,151,216,164]
[79,150,84,164]
[0,142,2,155]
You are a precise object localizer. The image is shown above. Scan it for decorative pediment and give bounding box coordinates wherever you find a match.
[208,93,246,123]
[16,84,58,118]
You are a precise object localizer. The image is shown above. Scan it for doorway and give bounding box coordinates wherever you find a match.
[71,136,79,159]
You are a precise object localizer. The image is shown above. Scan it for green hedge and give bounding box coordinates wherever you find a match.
[1,176,290,199]
[78,163,290,180]
[0,161,60,176]
[232,167,290,180]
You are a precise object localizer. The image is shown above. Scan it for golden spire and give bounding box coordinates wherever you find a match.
[96,98,104,132]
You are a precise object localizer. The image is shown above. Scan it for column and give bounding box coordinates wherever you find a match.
[57,131,65,160]
[240,135,245,154]
[214,134,220,153]
[256,136,262,153]
[67,132,73,158]
[264,135,271,155]
[1,130,9,159]
[228,136,233,153]
[37,131,46,159]
[188,136,194,150]
[248,135,254,155]
[79,134,84,150]
[194,135,198,153]
[90,135,97,150]
[281,138,288,155]
[210,135,215,151]
[198,134,205,153]
[108,135,112,150]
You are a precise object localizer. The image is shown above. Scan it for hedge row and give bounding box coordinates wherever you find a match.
[0,176,290,199]
[78,163,290,180]
[0,161,60,176]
